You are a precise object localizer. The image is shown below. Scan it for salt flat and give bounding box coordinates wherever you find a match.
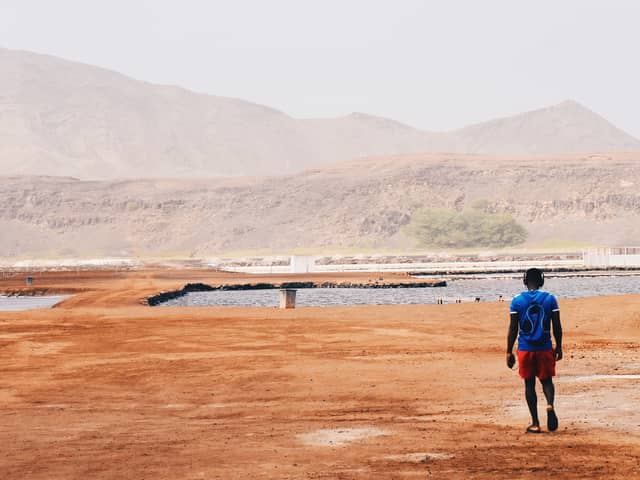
[0,269,639,479]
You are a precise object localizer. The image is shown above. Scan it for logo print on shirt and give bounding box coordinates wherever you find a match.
[521,302,545,340]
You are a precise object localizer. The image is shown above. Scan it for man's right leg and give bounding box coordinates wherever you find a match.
[524,376,539,429]
[541,377,555,407]
[541,377,559,431]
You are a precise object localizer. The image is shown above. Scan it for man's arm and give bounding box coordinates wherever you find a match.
[506,313,519,367]
[552,310,563,360]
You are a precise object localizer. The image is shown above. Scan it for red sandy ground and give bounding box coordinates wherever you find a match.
[1,270,639,479]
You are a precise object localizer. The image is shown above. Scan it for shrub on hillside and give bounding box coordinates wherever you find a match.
[405,207,527,248]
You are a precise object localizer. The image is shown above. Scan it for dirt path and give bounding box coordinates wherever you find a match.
[1,270,639,479]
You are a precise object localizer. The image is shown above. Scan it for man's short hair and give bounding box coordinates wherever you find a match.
[524,268,544,287]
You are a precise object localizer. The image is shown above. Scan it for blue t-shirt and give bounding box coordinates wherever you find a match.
[510,290,559,351]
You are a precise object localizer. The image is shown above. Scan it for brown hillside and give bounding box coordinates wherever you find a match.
[1,152,639,257]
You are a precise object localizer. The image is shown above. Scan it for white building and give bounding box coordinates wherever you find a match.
[290,255,315,273]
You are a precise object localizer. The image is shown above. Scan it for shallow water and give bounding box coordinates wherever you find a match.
[427,274,640,301]
[0,295,70,311]
[160,275,640,307]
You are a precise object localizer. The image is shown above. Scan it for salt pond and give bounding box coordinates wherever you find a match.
[159,274,640,307]
[0,295,71,312]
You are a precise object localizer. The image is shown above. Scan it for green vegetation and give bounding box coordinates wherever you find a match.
[405,205,527,248]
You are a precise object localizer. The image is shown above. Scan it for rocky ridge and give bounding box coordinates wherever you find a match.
[1,152,639,257]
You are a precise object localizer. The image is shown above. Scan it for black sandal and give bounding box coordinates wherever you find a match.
[526,424,541,433]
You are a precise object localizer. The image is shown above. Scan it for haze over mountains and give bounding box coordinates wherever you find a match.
[2,47,640,179]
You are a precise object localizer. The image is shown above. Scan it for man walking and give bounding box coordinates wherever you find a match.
[507,268,563,433]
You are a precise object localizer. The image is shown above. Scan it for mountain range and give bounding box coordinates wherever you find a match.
[2,47,640,179]
[1,48,639,256]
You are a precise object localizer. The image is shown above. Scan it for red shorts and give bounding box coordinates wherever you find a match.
[518,349,556,380]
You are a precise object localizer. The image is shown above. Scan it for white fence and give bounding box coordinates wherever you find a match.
[219,258,583,274]
[583,247,640,267]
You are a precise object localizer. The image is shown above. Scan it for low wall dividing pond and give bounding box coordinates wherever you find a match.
[146,280,447,306]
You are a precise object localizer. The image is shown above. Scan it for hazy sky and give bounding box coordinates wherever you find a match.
[1,0,639,136]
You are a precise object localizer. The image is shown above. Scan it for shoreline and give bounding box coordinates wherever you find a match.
[2,268,638,307]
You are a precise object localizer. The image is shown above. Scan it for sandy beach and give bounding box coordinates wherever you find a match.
[1,269,639,479]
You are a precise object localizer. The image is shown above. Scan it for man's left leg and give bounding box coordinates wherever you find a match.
[539,349,558,431]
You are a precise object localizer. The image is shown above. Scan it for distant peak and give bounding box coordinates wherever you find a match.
[558,99,581,106]
[347,112,379,120]
[344,112,418,130]
[552,99,592,111]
